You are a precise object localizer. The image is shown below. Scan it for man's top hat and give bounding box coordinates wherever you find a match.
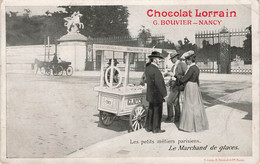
[182,50,195,59]
[107,59,119,65]
[169,50,180,60]
[148,51,164,59]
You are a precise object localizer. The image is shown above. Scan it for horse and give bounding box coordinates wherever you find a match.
[34,58,47,74]
[64,11,84,33]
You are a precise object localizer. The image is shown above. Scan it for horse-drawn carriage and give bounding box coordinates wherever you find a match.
[35,59,73,76]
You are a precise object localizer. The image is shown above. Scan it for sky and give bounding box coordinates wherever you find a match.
[6,4,251,45]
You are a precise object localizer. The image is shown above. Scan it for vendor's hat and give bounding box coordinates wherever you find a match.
[107,59,119,65]
[169,50,180,60]
[182,50,195,59]
[148,51,164,59]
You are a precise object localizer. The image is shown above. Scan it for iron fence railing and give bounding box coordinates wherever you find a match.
[196,58,252,74]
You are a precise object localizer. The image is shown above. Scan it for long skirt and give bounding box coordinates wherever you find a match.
[179,82,209,132]
[179,91,184,112]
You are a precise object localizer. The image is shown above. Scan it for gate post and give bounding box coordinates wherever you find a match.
[218,27,231,74]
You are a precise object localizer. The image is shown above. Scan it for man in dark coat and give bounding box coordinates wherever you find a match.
[52,53,58,64]
[145,51,167,133]
[51,53,59,72]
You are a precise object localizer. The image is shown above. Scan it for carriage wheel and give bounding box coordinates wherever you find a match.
[53,66,63,76]
[45,67,51,76]
[129,104,147,131]
[40,67,45,74]
[99,111,116,126]
[66,66,73,76]
[57,66,63,76]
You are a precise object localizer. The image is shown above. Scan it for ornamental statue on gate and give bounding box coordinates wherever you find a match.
[64,11,84,33]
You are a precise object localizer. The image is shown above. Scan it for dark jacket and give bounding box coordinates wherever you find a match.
[179,64,200,86]
[140,62,151,85]
[145,64,167,103]
[170,61,187,91]
[52,55,58,64]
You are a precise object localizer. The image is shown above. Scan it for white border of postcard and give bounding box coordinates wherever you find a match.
[1,0,259,164]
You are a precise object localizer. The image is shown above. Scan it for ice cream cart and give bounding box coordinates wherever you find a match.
[93,44,162,131]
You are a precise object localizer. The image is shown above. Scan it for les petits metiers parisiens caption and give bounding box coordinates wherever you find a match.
[130,138,239,152]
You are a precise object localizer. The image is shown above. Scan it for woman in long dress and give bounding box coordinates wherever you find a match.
[176,51,209,132]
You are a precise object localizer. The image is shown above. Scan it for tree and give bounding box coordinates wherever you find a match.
[9,11,18,17]
[177,37,197,55]
[243,25,251,58]
[6,6,130,45]
[6,10,40,46]
[202,40,210,49]
[23,9,31,17]
[156,40,176,50]
[137,25,151,47]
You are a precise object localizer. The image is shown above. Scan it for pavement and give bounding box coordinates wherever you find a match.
[6,73,132,158]
[5,69,253,159]
[68,106,251,158]
[8,69,252,83]
[74,71,252,83]
[67,81,252,158]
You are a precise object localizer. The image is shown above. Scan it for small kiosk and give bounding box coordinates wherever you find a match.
[93,44,162,131]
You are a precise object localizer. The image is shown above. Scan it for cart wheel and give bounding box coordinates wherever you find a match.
[129,104,147,131]
[66,66,73,76]
[99,111,116,126]
[53,66,63,76]
[40,67,45,74]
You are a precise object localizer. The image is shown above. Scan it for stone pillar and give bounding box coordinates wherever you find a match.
[57,32,87,71]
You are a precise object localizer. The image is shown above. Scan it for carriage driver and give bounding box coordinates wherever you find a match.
[52,53,58,64]
[51,53,59,68]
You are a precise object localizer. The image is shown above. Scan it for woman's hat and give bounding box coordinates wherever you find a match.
[169,50,180,60]
[148,51,164,59]
[107,59,119,65]
[182,50,195,59]
[180,54,185,60]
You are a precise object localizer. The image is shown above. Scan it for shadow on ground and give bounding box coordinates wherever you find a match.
[201,92,252,120]
[93,114,131,132]
[224,102,252,120]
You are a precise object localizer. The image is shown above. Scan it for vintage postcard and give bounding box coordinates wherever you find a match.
[1,0,259,163]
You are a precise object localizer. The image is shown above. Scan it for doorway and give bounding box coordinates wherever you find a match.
[96,51,102,70]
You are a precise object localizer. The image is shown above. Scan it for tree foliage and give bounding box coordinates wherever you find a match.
[196,43,219,60]
[6,6,130,46]
[176,37,197,55]
[155,40,176,50]
[137,25,151,47]
[6,10,68,46]
[137,25,176,53]
[243,25,251,57]
[194,25,252,61]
